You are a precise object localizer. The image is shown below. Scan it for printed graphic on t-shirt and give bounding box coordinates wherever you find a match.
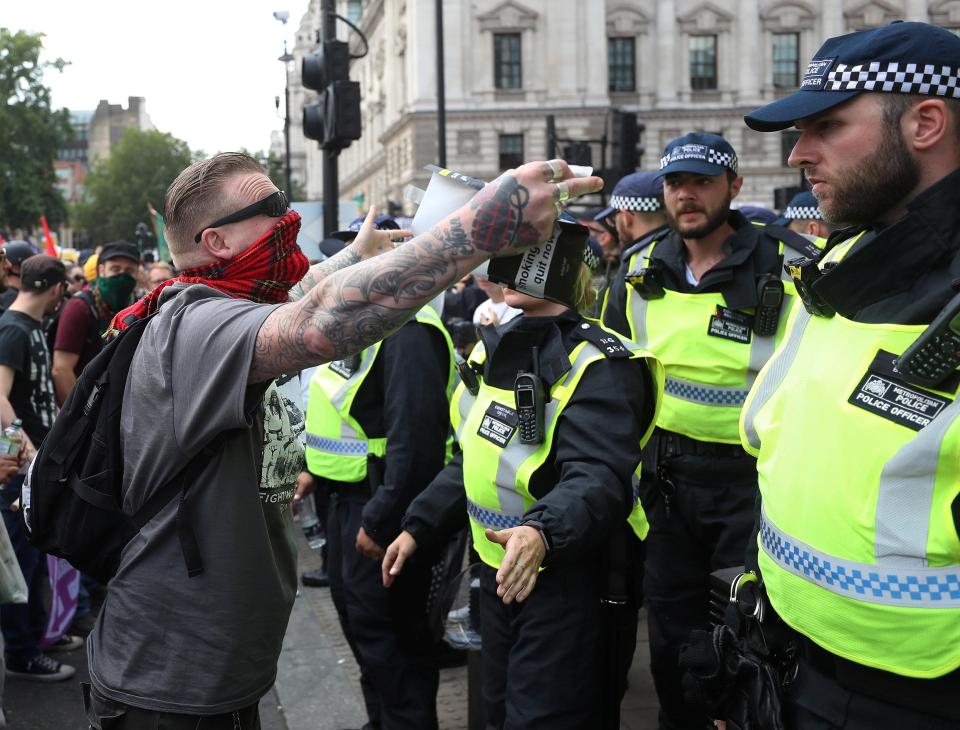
[259,379,306,506]
[28,327,56,429]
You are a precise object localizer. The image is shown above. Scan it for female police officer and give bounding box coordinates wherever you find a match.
[382,258,663,729]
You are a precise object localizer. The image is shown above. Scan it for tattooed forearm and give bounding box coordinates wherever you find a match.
[287,249,362,302]
[249,165,578,383]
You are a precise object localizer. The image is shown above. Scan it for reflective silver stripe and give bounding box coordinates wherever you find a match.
[329,346,380,443]
[761,509,960,608]
[467,499,522,530]
[455,388,475,441]
[627,288,650,348]
[742,307,812,450]
[746,293,793,388]
[664,376,750,407]
[875,381,960,568]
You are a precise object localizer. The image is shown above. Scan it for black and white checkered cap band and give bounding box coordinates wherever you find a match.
[784,205,822,220]
[610,194,662,212]
[659,148,739,174]
[827,62,960,97]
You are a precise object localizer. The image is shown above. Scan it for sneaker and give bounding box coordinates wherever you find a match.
[47,634,84,652]
[6,654,76,682]
[301,569,330,588]
[444,622,481,650]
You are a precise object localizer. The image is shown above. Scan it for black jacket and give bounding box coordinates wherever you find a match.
[401,311,656,564]
[322,318,452,548]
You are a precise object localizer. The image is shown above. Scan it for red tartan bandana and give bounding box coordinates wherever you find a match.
[111,210,307,332]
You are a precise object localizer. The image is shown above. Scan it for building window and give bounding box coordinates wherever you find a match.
[608,37,636,92]
[689,35,717,90]
[494,33,522,89]
[773,33,800,88]
[781,130,801,166]
[346,0,362,24]
[499,134,524,171]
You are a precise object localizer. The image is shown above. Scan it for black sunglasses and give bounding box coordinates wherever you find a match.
[194,190,289,244]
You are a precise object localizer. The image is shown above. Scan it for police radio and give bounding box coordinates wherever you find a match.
[625,260,666,300]
[753,274,784,337]
[786,257,835,318]
[515,347,546,445]
[895,291,960,388]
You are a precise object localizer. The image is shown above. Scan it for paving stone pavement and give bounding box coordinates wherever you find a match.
[280,537,660,730]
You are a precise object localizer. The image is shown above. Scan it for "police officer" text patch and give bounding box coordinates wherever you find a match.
[708,306,752,344]
[848,351,952,431]
[477,402,518,447]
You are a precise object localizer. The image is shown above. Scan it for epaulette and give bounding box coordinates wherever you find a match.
[620,225,670,263]
[762,224,823,261]
[573,319,633,358]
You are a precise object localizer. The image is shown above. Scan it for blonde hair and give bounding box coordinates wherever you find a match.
[572,262,597,314]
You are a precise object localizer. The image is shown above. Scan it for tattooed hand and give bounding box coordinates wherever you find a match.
[251,160,603,382]
[349,206,411,261]
[468,160,603,255]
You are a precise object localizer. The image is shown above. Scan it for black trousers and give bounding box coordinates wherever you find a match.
[82,683,260,730]
[783,661,960,730]
[327,491,439,730]
[641,441,758,730]
[478,557,637,730]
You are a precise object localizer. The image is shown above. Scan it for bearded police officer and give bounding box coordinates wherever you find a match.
[778,190,835,240]
[736,21,960,729]
[603,132,821,730]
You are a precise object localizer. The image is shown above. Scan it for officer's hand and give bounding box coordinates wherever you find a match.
[485,526,546,604]
[467,161,603,257]
[348,207,411,261]
[293,471,315,505]
[0,455,18,484]
[356,526,384,561]
[382,530,418,588]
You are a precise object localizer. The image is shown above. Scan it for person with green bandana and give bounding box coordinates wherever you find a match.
[52,240,141,405]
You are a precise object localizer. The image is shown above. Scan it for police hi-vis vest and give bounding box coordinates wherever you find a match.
[452,321,664,569]
[615,231,815,443]
[305,307,455,482]
[741,235,960,678]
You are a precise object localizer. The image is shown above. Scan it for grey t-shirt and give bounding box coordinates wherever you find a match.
[88,284,304,714]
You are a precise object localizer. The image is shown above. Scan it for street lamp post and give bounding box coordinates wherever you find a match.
[274,11,293,197]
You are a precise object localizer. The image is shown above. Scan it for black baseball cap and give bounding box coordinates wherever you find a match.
[594,171,664,220]
[2,240,38,267]
[745,22,960,132]
[20,254,66,291]
[99,241,141,264]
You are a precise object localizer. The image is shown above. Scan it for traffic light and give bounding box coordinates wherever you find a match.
[302,39,361,150]
[612,110,639,179]
[562,142,593,168]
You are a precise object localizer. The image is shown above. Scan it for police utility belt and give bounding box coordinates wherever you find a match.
[323,455,385,499]
[625,258,785,338]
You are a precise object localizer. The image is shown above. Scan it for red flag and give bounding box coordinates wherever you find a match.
[40,216,57,256]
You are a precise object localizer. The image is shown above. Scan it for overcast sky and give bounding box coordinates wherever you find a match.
[6,0,311,155]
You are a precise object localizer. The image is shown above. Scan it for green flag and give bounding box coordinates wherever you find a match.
[147,203,171,263]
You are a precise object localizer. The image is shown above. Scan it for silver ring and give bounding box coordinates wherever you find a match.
[546,159,564,181]
[555,201,565,217]
[555,181,571,203]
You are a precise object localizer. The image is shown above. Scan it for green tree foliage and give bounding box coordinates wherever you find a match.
[74,128,193,243]
[0,29,72,229]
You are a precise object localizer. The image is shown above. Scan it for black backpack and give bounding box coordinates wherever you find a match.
[25,312,215,583]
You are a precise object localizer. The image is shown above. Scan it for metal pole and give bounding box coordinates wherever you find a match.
[435,0,447,167]
[545,115,556,159]
[284,58,293,196]
[322,0,339,237]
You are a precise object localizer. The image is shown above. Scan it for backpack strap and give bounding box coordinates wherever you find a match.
[131,437,223,578]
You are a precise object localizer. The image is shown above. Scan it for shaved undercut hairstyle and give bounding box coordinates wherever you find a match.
[164,152,265,256]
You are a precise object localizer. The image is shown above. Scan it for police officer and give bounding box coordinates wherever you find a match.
[302,214,456,730]
[778,189,834,240]
[383,258,663,729]
[737,21,960,729]
[603,133,821,730]
[593,171,669,307]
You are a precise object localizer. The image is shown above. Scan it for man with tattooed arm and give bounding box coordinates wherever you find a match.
[80,152,599,729]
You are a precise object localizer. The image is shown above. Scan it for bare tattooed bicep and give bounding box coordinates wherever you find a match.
[287,248,362,302]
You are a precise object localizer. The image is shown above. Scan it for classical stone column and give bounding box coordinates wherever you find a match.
[738,0,762,105]
[820,0,844,41]
[656,0,678,104]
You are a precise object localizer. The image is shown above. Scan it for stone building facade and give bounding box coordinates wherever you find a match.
[286,0,960,212]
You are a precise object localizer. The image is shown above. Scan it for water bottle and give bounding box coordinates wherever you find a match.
[295,495,326,550]
[0,419,23,457]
